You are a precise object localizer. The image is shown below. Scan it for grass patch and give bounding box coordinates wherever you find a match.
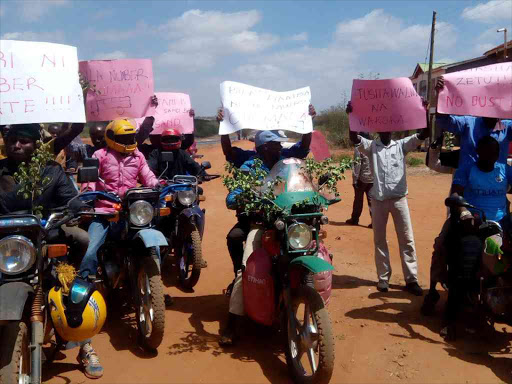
[406,155,424,167]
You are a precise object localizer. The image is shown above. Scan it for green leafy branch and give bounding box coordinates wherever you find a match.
[14,140,54,217]
[79,72,101,95]
[443,132,455,151]
[303,157,354,197]
[223,159,284,222]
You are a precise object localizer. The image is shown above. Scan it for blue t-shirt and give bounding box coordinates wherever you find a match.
[453,162,512,222]
[437,115,512,168]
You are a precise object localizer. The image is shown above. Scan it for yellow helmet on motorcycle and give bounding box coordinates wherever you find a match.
[105,119,137,154]
[48,278,107,342]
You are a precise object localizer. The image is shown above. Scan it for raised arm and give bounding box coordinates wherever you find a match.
[299,104,316,151]
[218,108,234,160]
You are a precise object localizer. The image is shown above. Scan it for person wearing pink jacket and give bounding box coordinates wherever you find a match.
[79,119,158,280]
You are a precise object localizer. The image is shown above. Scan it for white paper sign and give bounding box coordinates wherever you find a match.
[0,40,86,125]
[219,81,312,135]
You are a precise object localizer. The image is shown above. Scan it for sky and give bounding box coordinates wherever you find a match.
[1,0,511,116]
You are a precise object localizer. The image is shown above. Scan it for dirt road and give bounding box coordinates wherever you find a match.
[44,141,511,384]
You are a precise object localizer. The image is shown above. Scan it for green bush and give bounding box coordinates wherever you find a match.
[314,104,351,148]
[406,156,424,167]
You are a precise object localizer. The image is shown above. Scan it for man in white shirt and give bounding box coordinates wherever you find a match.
[347,101,429,295]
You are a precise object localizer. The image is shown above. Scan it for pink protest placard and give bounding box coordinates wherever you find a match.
[136,92,193,135]
[79,59,154,121]
[310,131,331,161]
[438,63,512,119]
[349,78,427,132]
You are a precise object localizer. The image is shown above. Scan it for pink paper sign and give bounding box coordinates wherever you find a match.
[135,92,193,135]
[310,131,331,161]
[438,63,512,119]
[79,59,154,121]
[349,78,427,132]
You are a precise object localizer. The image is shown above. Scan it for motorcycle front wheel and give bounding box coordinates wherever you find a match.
[283,285,335,384]
[135,249,165,351]
[177,228,202,289]
[0,321,31,384]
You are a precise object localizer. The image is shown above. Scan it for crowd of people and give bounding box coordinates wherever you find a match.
[0,74,511,380]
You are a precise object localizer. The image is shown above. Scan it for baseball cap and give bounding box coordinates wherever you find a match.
[255,130,289,148]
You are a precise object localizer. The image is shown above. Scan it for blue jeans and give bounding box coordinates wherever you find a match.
[79,219,110,279]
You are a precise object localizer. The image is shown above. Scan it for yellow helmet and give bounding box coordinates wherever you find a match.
[105,119,137,154]
[48,278,107,342]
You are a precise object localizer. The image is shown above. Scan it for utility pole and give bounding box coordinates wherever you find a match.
[426,11,437,140]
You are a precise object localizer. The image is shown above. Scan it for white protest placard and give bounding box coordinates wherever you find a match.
[219,81,312,135]
[0,40,86,124]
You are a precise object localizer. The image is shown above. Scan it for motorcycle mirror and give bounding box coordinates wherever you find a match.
[160,151,174,163]
[444,195,471,209]
[78,166,99,184]
[201,161,211,170]
[83,157,99,168]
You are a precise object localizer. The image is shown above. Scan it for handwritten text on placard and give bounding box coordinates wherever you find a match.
[0,40,85,124]
[219,81,313,135]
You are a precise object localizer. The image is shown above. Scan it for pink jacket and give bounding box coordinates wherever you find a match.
[84,148,158,213]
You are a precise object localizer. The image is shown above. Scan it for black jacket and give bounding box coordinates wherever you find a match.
[0,159,80,216]
[147,149,202,179]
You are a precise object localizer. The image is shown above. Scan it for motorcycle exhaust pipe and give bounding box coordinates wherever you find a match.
[30,285,44,384]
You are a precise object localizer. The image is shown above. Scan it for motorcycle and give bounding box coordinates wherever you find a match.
[157,152,211,289]
[77,163,168,350]
[443,195,512,340]
[0,209,91,384]
[241,158,336,384]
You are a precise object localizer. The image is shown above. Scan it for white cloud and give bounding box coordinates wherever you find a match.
[335,9,457,56]
[289,32,308,42]
[1,30,65,43]
[20,0,69,22]
[462,0,512,23]
[83,21,149,42]
[93,50,128,60]
[156,9,279,71]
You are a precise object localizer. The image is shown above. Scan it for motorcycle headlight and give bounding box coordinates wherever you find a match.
[129,200,154,226]
[288,223,313,250]
[0,236,37,275]
[177,190,196,206]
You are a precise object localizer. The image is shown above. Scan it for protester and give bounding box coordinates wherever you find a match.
[219,125,314,346]
[79,119,159,281]
[347,100,429,295]
[0,123,101,379]
[217,105,316,293]
[346,131,373,227]
[422,77,512,314]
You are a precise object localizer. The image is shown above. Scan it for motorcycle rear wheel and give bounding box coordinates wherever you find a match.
[178,228,202,289]
[0,321,31,384]
[283,285,335,384]
[135,250,165,351]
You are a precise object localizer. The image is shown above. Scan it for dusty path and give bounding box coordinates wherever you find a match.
[44,141,511,384]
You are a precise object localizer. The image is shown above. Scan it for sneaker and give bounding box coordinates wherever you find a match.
[345,218,359,226]
[219,327,236,346]
[420,290,440,316]
[406,282,424,296]
[78,343,103,379]
[200,259,208,268]
[377,280,389,292]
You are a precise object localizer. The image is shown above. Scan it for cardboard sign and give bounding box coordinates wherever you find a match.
[135,92,193,134]
[79,59,154,121]
[0,40,85,124]
[349,78,427,132]
[438,63,512,119]
[219,81,313,135]
[310,131,331,161]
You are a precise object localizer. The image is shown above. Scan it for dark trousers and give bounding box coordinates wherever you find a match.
[350,181,373,222]
[226,217,251,275]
